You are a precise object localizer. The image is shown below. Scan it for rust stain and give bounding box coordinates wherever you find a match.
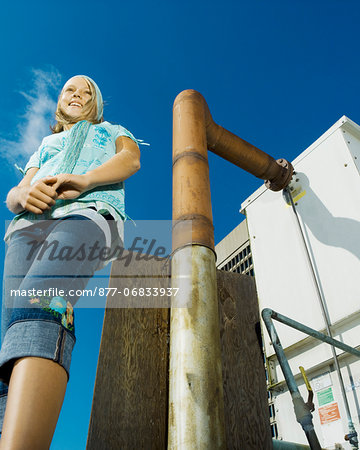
[169,401,175,428]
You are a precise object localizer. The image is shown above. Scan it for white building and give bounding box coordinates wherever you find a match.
[215,116,360,449]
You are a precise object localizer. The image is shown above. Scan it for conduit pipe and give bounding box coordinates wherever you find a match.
[262,309,322,450]
[204,98,293,192]
[272,439,323,450]
[172,90,293,251]
[169,89,293,449]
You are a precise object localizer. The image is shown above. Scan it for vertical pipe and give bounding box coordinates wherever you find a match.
[262,310,322,450]
[169,89,292,447]
[169,246,225,448]
[169,90,225,449]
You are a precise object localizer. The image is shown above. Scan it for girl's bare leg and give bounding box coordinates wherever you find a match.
[0,357,67,450]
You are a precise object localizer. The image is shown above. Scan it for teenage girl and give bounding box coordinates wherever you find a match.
[0,75,142,448]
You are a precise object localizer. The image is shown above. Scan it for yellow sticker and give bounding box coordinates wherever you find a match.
[285,190,306,207]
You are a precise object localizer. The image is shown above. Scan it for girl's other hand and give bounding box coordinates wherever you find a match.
[52,174,91,200]
[18,176,58,215]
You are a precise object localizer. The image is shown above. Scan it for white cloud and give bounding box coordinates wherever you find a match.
[0,67,62,171]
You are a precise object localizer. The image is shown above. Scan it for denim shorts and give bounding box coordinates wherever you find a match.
[0,215,107,431]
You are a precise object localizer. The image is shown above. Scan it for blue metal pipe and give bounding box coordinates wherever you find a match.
[272,438,323,449]
[262,309,322,450]
[263,308,360,449]
[262,310,299,395]
[264,309,360,358]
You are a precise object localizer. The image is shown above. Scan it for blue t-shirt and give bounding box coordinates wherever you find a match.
[5,122,145,244]
[25,121,139,182]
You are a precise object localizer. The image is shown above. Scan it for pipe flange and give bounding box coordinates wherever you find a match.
[265,158,294,192]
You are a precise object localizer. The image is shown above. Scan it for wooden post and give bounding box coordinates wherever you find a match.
[86,263,271,449]
[86,254,170,449]
[217,270,272,449]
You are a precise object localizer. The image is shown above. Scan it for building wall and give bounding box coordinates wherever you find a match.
[216,220,254,277]
[216,116,360,449]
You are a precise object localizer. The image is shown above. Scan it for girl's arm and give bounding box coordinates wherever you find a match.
[85,135,140,189]
[52,136,141,200]
[6,168,58,215]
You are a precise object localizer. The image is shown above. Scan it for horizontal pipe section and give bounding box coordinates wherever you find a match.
[263,309,360,359]
[272,439,325,450]
[174,89,293,195]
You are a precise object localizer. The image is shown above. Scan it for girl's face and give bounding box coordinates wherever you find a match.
[59,77,93,121]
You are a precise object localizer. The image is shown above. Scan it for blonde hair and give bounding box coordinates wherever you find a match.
[51,77,103,134]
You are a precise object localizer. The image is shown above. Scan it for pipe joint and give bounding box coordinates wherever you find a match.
[345,426,359,448]
[345,431,358,446]
[265,158,294,191]
[292,394,313,429]
[261,308,273,322]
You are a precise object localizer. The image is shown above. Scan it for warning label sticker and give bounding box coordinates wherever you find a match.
[318,403,341,424]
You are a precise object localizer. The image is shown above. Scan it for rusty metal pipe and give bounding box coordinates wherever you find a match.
[170,89,292,448]
[186,89,293,193]
[170,90,226,448]
[172,89,215,250]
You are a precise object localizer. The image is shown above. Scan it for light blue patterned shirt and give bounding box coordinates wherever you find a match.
[6,121,146,243]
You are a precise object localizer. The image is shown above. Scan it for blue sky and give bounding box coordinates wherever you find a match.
[1,1,360,448]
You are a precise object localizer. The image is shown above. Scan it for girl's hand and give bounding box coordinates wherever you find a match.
[9,177,57,214]
[52,174,91,200]
[18,176,58,214]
